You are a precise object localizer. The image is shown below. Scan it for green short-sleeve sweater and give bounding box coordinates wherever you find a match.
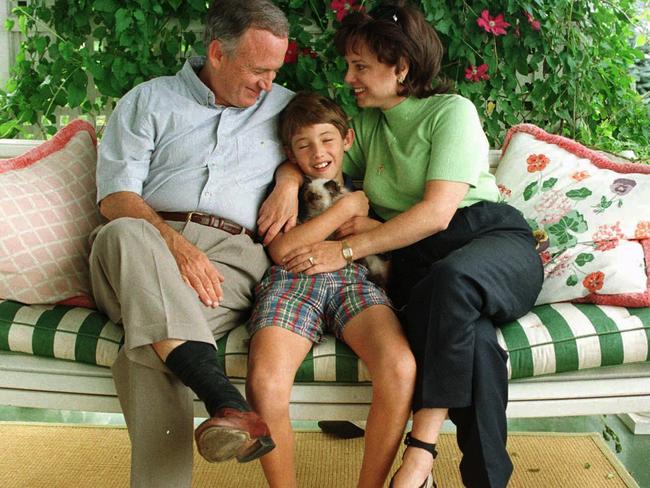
[344,94,499,221]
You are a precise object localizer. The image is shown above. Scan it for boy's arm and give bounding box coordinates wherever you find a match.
[267,191,368,264]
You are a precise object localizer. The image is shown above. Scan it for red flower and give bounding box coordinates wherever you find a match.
[635,221,650,239]
[539,251,552,265]
[301,47,318,59]
[583,271,605,293]
[477,10,510,36]
[331,0,362,22]
[524,11,541,31]
[285,40,298,64]
[526,154,550,172]
[464,64,489,82]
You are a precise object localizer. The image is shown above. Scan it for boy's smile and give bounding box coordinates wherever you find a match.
[288,123,354,182]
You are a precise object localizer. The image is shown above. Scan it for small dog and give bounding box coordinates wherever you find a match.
[298,177,391,289]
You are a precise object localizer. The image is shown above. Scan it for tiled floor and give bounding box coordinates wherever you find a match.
[1,406,648,487]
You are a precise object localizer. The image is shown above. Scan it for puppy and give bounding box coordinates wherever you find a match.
[298,177,390,289]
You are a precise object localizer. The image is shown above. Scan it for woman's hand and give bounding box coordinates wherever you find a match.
[335,216,382,239]
[282,240,348,275]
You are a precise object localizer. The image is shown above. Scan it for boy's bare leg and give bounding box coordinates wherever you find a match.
[246,327,313,488]
[342,305,417,488]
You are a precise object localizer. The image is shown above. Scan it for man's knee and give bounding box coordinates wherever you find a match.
[92,217,150,256]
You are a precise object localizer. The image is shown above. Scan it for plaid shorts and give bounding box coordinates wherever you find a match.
[247,264,391,343]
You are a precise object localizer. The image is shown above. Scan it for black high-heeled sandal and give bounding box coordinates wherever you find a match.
[389,432,438,488]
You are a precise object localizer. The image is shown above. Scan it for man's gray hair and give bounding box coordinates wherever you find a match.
[204,0,289,55]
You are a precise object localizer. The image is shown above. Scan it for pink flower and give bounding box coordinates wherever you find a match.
[284,40,298,64]
[477,10,510,36]
[465,64,489,82]
[534,190,571,225]
[331,0,362,22]
[524,11,541,31]
[497,184,511,198]
[592,222,624,252]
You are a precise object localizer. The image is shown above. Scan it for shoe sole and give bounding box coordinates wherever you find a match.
[196,425,276,463]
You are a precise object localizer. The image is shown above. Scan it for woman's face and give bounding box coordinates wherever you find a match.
[344,43,407,111]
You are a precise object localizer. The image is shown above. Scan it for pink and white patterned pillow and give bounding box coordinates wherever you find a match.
[0,120,102,306]
[495,124,650,307]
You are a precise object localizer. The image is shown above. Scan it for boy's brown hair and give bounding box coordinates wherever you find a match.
[278,91,350,148]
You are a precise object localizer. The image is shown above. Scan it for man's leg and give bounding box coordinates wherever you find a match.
[90,218,273,485]
[112,349,194,488]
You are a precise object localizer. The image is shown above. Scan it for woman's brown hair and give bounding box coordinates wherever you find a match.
[334,1,451,97]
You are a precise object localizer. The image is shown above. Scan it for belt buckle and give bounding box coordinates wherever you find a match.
[185,211,211,224]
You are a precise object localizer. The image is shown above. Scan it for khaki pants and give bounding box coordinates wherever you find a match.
[89,217,270,487]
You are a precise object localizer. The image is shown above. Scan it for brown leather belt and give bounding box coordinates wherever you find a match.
[159,211,255,239]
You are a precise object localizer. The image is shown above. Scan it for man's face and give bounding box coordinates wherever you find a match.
[208,28,288,108]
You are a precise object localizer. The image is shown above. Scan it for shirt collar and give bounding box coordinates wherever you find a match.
[178,56,217,107]
[382,96,419,126]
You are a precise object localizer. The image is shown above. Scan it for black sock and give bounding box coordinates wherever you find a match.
[165,340,250,416]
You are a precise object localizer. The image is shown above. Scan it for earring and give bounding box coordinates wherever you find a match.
[397,75,405,84]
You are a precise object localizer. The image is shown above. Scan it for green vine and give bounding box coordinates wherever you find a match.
[1,0,649,159]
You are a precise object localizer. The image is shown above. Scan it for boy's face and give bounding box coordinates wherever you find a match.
[287,123,354,181]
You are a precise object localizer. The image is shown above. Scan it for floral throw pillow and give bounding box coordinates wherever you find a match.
[0,120,101,306]
[495,124,650,306]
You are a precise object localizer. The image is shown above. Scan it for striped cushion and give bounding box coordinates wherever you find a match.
[1,299,648,382]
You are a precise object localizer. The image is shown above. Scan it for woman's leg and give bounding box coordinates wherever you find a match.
[246,327,313,488]
[342,304,417,488]
[391,203,543,488]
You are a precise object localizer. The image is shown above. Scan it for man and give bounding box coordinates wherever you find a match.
[89,1,295,486]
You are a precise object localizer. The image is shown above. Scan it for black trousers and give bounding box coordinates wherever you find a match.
[389,201,544,488]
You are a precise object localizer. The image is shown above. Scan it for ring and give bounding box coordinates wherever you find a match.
[308,256,315,266]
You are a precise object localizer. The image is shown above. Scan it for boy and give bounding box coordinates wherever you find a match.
[245,92,416,488]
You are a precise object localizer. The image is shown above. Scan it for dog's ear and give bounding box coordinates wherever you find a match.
[323,179,340,197]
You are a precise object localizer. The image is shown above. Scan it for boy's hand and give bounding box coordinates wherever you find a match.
[336,190,369,219]
[335,216,382,239]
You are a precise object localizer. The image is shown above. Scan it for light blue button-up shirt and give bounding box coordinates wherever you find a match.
[97,57,294,231]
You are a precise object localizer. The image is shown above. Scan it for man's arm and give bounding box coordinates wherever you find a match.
[266,190,368,264]
[100,191,224,308]
[257,161,303,246]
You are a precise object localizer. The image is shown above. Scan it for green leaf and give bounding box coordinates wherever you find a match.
[523,181,539,201]
[115,8,132,34]
[575,253,594,266]
[542,178,558,191]
[93,0,118,13]
[566,275,579,286]
[4,19,14,31]
[566,188,593,200]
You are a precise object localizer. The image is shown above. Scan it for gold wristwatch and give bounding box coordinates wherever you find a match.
[341,240,354,265]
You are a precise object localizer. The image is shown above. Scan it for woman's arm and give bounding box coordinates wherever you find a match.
[282,179,468,273]
[267,191,369,264]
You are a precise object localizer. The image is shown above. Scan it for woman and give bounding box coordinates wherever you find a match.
[281,3,544,487]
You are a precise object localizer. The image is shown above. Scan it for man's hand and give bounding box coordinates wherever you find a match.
[165,230,225,307]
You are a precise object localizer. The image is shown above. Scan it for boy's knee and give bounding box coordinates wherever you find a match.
[246,365,294,404]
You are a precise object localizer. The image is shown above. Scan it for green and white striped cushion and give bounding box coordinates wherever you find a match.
[1,299,648,382]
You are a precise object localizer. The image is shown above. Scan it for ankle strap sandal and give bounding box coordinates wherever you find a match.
[404,432,438,459]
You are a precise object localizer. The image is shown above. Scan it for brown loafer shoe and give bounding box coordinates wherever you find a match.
[195,407,275,463]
